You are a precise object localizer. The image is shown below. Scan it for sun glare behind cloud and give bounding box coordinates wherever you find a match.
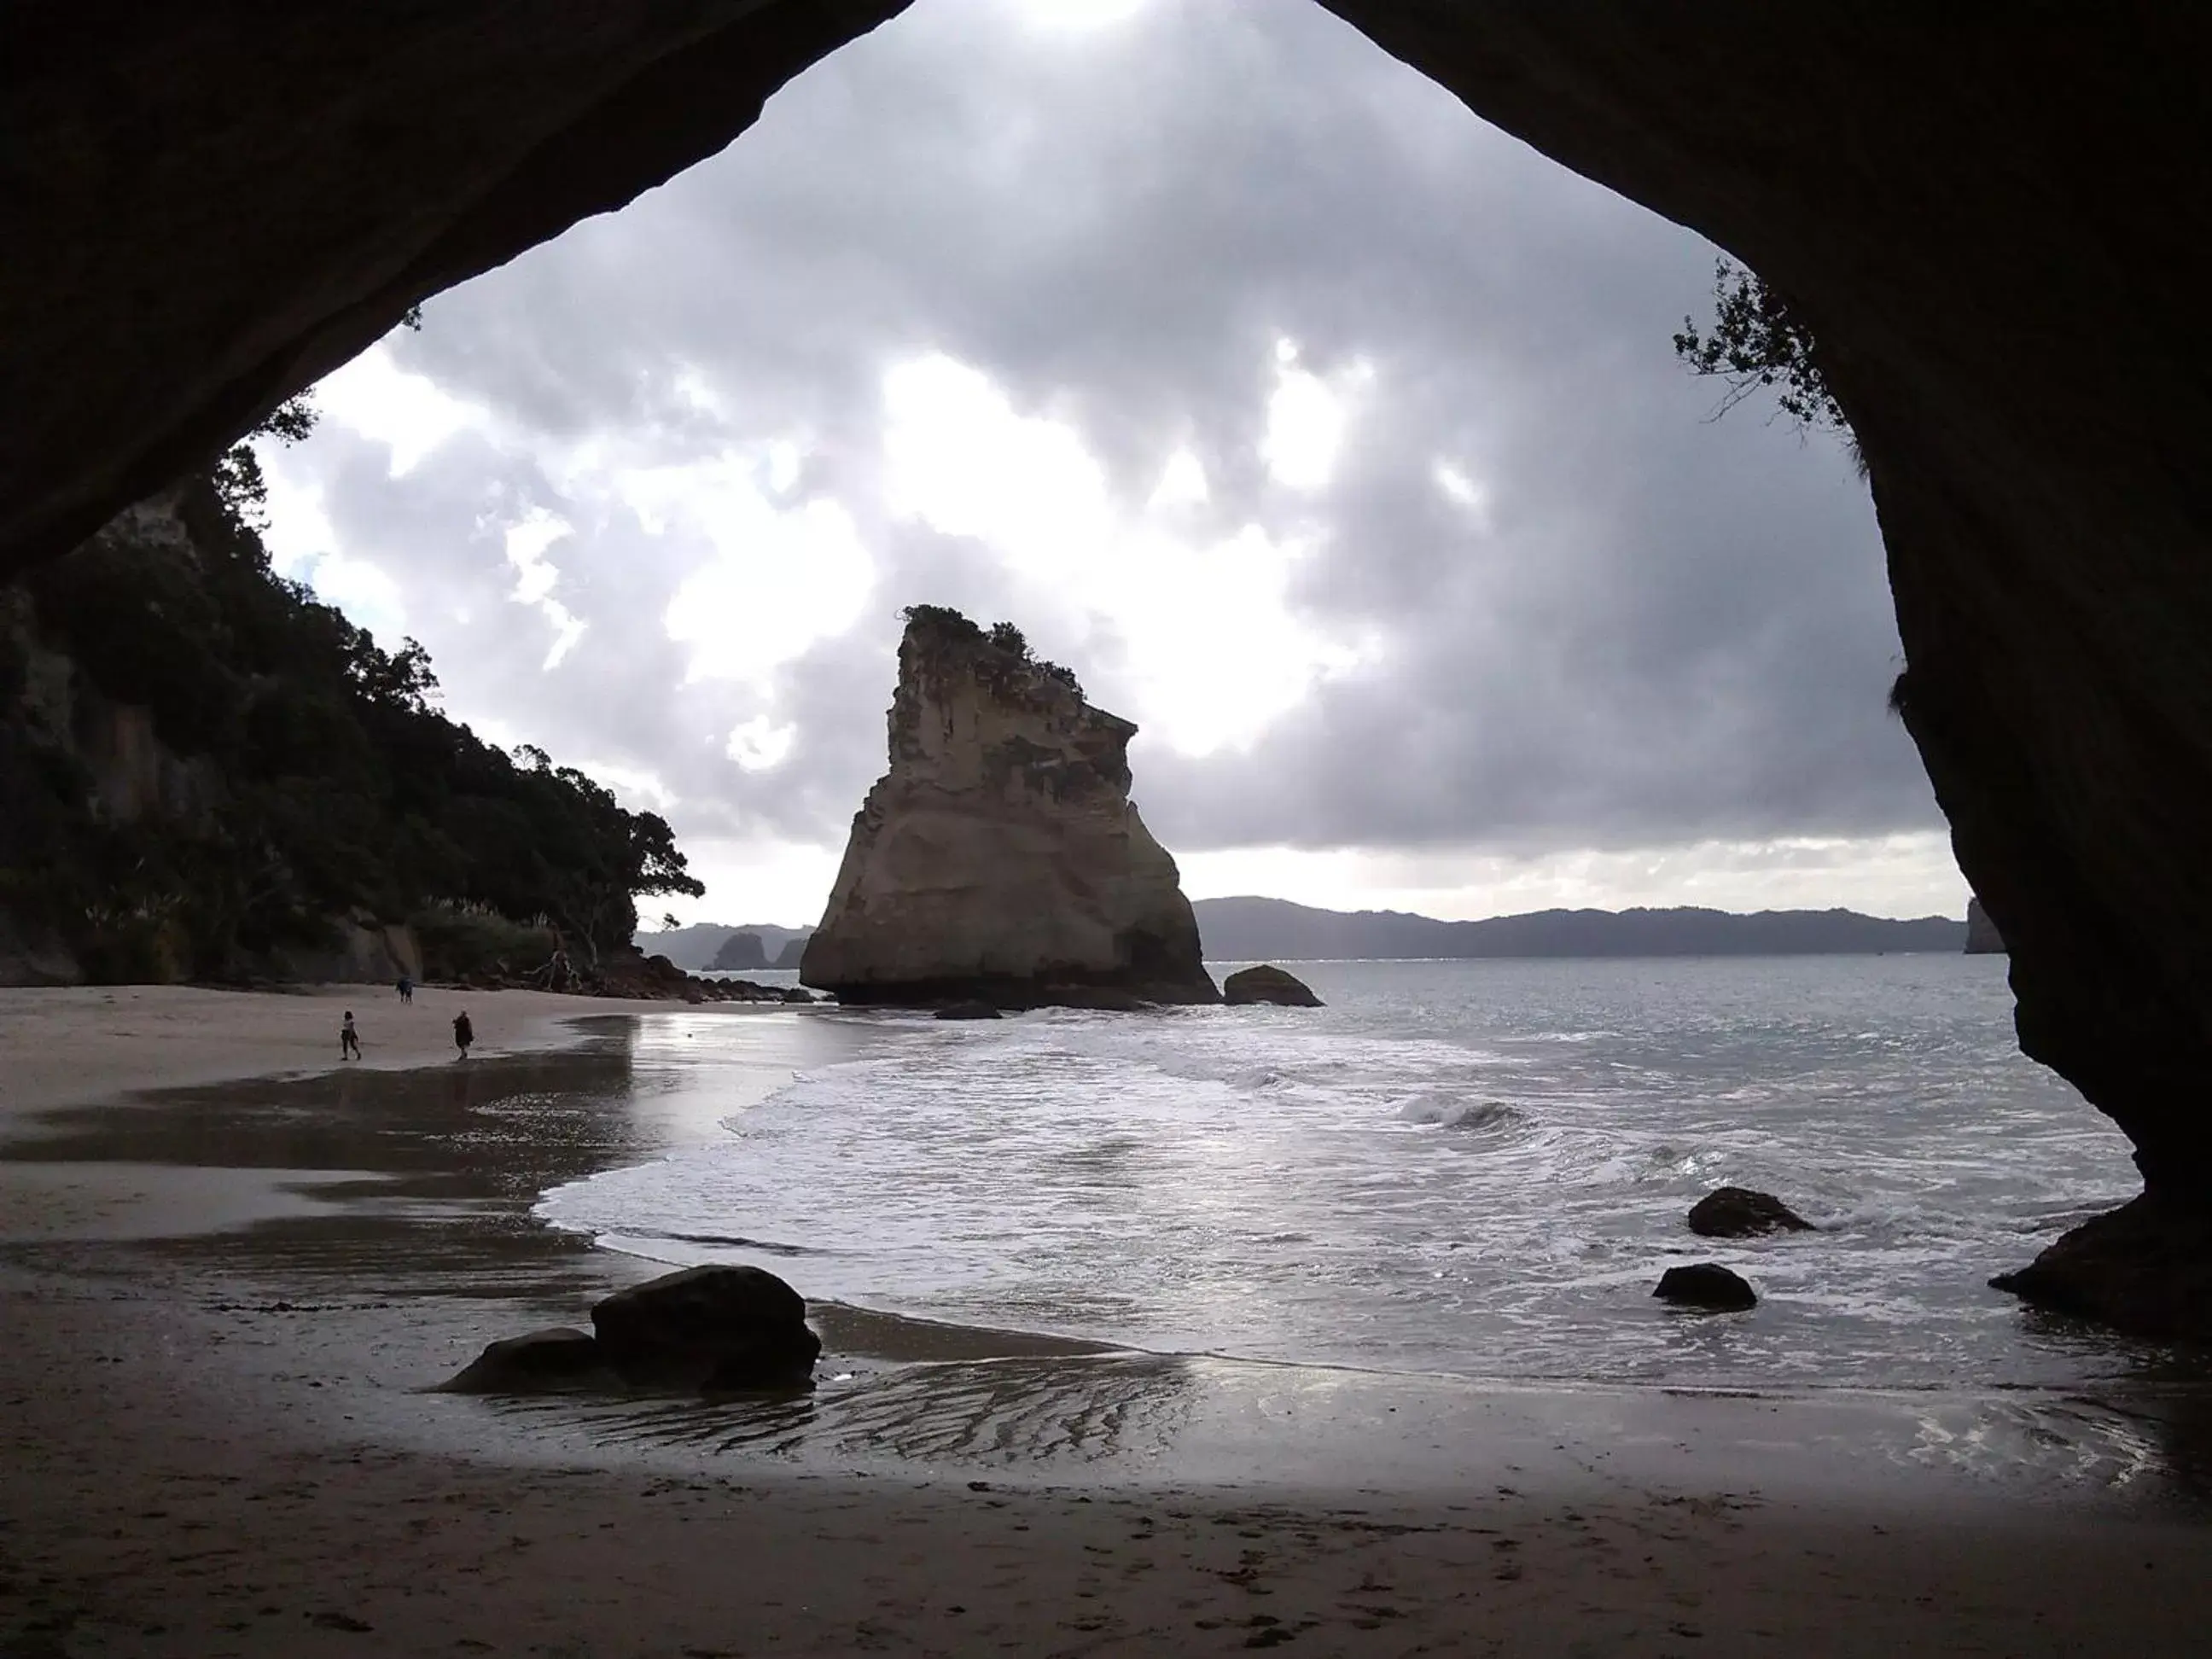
[1261,346,1356,492]
[878,349,1361,755]
[653,463,876,685]
[314,345,487,477]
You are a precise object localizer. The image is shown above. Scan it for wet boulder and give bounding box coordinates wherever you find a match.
[1042,984,1150,1011]
[1222,965,1324,1007]
[1687,1186,1813,1238]
[1654,1263,1758,1312]
[1991,1193,2212,1339]
[935,999,1003,1020]
[591,1264,821,1389]
[437,1327,611,1394]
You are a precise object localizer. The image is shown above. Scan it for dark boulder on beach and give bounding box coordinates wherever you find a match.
[1222,964,1323,1007]
[935,999,1003,1020]
[1687,1186,1814,1238]
[437,1327,611,1394]
[1654,1263,1758,1312]
[591,1264,821,1389]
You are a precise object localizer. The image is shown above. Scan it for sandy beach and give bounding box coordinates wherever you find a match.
[0,982,718,1119]
[5,985,2212,1656]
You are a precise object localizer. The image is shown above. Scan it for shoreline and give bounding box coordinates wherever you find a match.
[0,981,795,1121]
[6,991,2212,1651]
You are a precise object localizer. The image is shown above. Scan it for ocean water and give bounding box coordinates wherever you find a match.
[539,956,2157,1391]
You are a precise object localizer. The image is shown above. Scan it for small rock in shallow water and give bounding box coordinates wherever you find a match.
[1687,1186,1813,1238]
[437,1328,608,1394]
[1654,1263,1758,1311]
[1039,984,1152,1011]
[935,999,1003,1020]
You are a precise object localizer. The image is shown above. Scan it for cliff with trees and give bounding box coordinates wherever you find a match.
[0,422,701,987]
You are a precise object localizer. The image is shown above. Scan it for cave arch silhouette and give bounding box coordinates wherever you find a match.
[8,3,2212,1328]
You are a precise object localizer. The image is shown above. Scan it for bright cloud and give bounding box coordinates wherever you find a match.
[501,510,587,669]
[1009,0,1150,31]
[1261,343,1359,492]
[879,349,1362,753]
[314,345,486,476]
[728,715,798,771]
[882,353,1113,578]
[657,471,875,684]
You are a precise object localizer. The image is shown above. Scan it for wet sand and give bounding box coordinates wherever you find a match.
[0,982,735,1118]
[5,988,2212,1654]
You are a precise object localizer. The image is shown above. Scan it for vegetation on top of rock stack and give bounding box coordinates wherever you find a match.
[0,419,702,983]
[901,603,1082,697]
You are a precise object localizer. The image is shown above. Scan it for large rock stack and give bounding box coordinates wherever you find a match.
[800,610,1219,1010]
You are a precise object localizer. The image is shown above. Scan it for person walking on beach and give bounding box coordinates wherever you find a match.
[452,1010,474,1059]
[341,1011,362,1061]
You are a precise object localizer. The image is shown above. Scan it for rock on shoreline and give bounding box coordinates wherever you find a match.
[441,1264,822,1395]
[1222,964,1323,1007]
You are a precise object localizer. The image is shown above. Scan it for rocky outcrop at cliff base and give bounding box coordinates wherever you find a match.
[802,611,1217,1010]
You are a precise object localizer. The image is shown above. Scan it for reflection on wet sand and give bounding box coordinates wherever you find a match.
[486,1350,1199,1467]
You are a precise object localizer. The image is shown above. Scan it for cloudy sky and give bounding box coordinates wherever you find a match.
[259,0,1962,928]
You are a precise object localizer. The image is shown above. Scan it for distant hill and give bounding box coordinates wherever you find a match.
[1193,897,1965,961]
[635,921,813,971]
[707,931,766,971]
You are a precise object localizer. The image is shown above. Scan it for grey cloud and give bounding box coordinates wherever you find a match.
[276,0,1936,875]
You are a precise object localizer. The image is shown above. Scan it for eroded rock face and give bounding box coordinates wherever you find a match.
[802,614,1218,1009]
[15,9,2212,1320]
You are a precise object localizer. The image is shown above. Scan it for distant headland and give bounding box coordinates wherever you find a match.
[1191,897,1967,961]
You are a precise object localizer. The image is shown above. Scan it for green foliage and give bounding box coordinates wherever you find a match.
[410,903,557,982]
[900,602,985,645]
[1674,259,1851,437]
[3,474,703,981]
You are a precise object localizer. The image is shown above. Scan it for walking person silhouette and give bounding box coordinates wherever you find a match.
[341,1010,362,1061]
